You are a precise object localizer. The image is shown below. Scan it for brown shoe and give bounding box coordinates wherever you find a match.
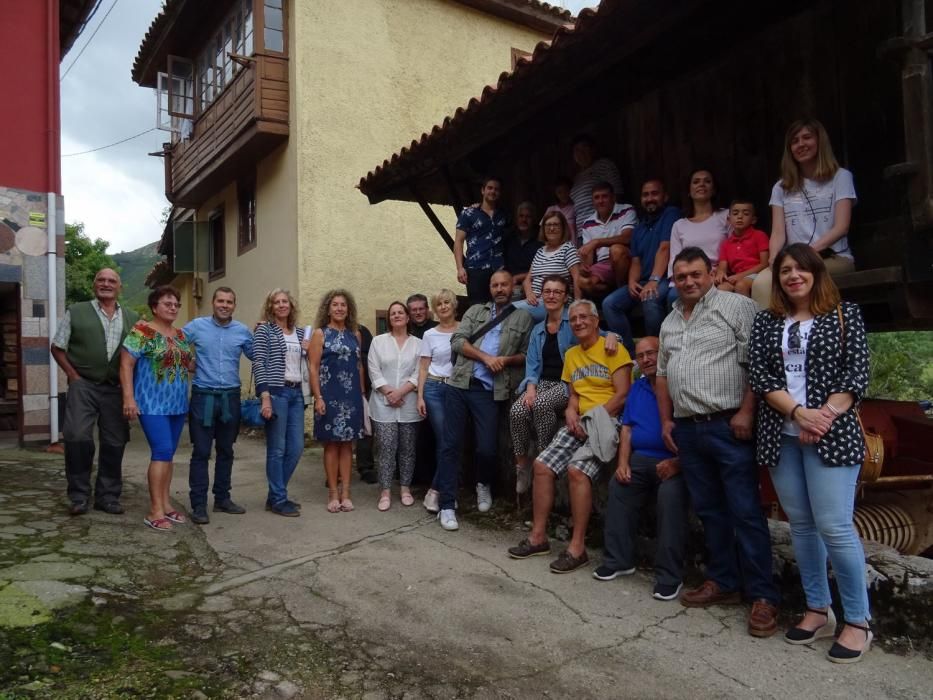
[748,599,779,638]
[680,580,741,608]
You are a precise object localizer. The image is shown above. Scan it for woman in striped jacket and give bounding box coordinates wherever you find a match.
[253,289,307,518]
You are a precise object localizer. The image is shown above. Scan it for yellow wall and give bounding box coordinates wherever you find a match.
[293,0,550,327]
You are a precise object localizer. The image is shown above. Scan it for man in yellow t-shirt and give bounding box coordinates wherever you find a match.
[508,299,633,574]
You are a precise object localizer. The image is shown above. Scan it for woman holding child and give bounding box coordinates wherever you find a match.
[513,210,582,322]
[751,119,857,308]
[748,243,871,663]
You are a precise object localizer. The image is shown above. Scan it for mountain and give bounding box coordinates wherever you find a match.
[112,241,161,310]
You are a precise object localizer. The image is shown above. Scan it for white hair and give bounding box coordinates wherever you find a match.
[568,299,598,317]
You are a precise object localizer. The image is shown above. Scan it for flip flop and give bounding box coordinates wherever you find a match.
[164,511,186,524]
[377,494,390,511]
[327,499,341,513]
[340,498,355,512]
[400,490,414,507]
[143,517,173,532]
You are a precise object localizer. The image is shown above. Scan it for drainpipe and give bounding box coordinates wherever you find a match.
[48,192,59,444]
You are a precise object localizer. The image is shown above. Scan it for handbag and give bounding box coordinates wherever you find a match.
[240,376,265,428]
[836,306,884,481]
[450,303,517,367]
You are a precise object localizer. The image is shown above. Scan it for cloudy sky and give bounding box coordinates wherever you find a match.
[60,0,599,255]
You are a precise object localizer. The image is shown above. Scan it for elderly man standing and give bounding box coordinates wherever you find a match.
[508,299,632,573]
[183,287,254,525]
[435,269,532,531]
[595,336,688,601]
[51,268,139,515]
[656,247,780,636]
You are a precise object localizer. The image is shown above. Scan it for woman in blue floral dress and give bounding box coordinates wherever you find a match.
[308,289,365,513]
[120,285,194,532]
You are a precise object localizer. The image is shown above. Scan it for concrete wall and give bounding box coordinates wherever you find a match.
[293,0,549,327]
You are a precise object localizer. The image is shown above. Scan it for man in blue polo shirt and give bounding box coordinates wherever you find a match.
[183,287,254,524]
[454,176,509,303]
[594,336,688,601]
[602,179,680,355]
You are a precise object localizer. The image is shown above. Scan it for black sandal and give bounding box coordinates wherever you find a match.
[827,623,873,664]
[785,606,836,645]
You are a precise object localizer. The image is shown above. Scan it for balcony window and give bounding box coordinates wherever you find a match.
[208,210,226,280]
[238,176,257,254]
[263,0,284,53]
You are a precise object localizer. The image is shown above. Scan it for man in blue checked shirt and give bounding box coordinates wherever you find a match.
[183,287,254,524]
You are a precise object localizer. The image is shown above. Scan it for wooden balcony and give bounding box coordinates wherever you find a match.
[165,53,288,206]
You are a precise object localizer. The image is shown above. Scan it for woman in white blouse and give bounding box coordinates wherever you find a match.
[416,289,459,513]
[368,301,423,511]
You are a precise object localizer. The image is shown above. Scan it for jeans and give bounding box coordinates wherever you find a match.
[422,380,449,488]
[770,436,869,621]
[603,453,688,586]
[436,382,498,510]
[511,299,548,323]
[673,415,779,604]
[601,280,670,356]
[188,389,241,509]
[264,385,305,506]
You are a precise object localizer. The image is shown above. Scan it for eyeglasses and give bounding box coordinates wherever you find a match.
[159,301,181,309]
[541,289,567,296]
[544,223,562,229]
[635,349,658,361]
[788,321,801,350]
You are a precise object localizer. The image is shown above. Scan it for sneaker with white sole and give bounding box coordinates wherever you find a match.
[652,582,683,601]
[439,509,459,531]
[423,488,439,513]
[476,483,492,513]
[592,565,636,581]
[515,466,532,495]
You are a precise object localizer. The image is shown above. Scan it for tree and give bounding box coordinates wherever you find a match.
[64,222,119,306]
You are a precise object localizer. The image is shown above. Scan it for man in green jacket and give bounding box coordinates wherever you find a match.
[51,268,139,515]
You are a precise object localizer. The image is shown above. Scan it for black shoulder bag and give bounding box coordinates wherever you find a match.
[450,304,517,368]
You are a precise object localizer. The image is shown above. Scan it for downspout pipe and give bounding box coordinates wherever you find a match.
[48,192,59,445]
[47,0,61,445]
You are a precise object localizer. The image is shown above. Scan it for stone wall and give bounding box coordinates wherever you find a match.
[0,185,66,443]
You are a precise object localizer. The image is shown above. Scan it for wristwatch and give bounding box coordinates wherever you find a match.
[648,275,661,283]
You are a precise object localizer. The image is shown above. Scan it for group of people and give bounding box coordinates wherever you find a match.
[53,117,873,665]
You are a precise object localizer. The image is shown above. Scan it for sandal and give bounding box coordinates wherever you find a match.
[377,492,391,511]
[143,517,173,532]
[164,510,186,524]
[340,498,355,512]
[327,499,341,513]
[400,489,414,507]
[827,623,873,664]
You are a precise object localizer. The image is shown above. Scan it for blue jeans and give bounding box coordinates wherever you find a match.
[601,280,670,356]
[665,285,678,312]
[511,299,548,323]
[770,436,869,621]
[673,415,778,604]
[436,382,498,510]
[188,389,241,509]
[422,380,449,489]
[264,386,305,506]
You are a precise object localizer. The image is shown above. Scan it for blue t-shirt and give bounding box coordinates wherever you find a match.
[630,205,680,284]
[621,376,674,460]
[456,206,508,270]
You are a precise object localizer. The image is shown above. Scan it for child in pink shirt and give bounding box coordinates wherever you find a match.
[715,199,770,297]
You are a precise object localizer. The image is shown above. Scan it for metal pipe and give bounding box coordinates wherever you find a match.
[854,502,917,553]
[47,192,58,444]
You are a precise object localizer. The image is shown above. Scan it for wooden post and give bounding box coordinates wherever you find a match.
[410,184,455,251]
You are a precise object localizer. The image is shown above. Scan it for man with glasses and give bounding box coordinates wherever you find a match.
[508,299,632,573]
[656,247,780,636]
[52,268,139,515]
[594,336,688,601]
[183,287,254,524]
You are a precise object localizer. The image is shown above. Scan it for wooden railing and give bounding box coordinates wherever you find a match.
[166,53,288,206]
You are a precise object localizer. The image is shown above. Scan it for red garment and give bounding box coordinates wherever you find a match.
[718,227,769,275]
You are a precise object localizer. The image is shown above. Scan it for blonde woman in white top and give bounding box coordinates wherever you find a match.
[416,289,459,513]
[368,301,423,511]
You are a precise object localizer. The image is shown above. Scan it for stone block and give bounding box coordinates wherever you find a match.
[23,409,49,427]
[23,347,48,365]
[0,264,21,283]
[22,394,47,412]
[21,319,40,338]
[24,365,50,395]
[22,255,48,298]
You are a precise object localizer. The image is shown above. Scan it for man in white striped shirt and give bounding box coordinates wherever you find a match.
[656,247,780,638]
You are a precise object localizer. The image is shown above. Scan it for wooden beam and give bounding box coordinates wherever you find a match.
[442,165,465,216]
[410,184,455,251]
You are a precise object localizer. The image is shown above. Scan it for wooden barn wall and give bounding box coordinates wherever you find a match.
[470,0,905,267]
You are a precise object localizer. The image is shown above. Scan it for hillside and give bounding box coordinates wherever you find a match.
[112,241,161,309]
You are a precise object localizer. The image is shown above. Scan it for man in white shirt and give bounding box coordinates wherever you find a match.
[577,182,637,298]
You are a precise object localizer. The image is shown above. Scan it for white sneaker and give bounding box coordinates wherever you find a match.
[476,484,492,513]
[423,488,439,513]
[515,466,532,495]
[439,509,459,531]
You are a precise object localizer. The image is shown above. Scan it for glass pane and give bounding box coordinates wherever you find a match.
[265,0,282,9]
[264,28,283,52]
[265,6,282,31]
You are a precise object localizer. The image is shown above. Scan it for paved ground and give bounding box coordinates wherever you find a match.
[1,429,932,699]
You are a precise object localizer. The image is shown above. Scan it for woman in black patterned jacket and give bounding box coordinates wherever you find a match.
[748,243,871,664]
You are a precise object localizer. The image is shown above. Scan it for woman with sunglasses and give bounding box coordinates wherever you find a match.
[748,243,871,663]
[751,119,857,308]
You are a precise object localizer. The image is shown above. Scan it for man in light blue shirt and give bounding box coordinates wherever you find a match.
[183,287,254,524]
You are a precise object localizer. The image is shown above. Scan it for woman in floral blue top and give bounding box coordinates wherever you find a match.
[120,286,194,532]
[308,289,365,513]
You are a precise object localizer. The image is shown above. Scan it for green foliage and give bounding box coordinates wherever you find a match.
[867,331,933,401]
[64,223,118,307]
[111,242,160,310]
